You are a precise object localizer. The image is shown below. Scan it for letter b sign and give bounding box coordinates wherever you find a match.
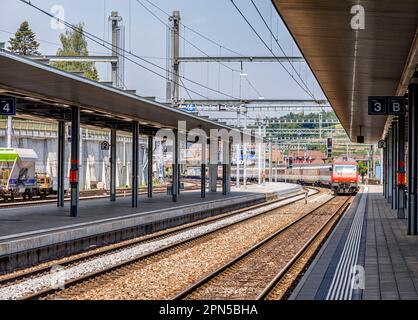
[388,97,405,115]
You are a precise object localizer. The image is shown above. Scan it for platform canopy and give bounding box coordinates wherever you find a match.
[0,50,242,137]
[272,0,418,143]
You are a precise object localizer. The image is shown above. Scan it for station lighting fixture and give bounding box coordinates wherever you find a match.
[240,73,248,77]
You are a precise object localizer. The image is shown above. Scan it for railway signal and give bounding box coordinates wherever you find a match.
[327,137,333,159]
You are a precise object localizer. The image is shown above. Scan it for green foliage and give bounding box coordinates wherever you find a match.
[358,160,368,177]
[8,21,40,56]
[51,22,99,81]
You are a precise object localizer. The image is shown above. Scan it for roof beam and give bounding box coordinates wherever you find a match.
[28,55,118,63]
[178,56,305,63]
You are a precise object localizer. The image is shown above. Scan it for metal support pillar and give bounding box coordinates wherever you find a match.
[397,114,406,218]
[170,11,180,105]
[209,139,218,192]
[147,135,153,198]
[258,127,262,184]
[110,128,117,201]
[109,11,122,88]
[132,121,139,208]
[268,141,273,182]
[236,144,240,188]
[6,116,12,148]
[201,142,206,198]
[392,121,398,210]
[222,140,229,195]
[227,140,232,193]
[57,120,65,207]
[383,139,387,198]
[243,143,247,188]
[388,127,393,204]
[408,82,418,235]
[70,106,80,217]
[172,130,179,202]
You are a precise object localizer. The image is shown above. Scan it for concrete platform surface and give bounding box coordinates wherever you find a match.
[0,182,300,260]
[290,185,418,300]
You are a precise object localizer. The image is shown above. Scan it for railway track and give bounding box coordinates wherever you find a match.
[0,182,199,209]
[172,195,352,300]
[0,188,320,300]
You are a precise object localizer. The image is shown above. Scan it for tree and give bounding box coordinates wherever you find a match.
[51,22,99,81]
[8,21,41,56]
[358,160,368,181]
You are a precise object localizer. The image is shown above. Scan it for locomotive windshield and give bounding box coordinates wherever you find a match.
[333,165,357,174]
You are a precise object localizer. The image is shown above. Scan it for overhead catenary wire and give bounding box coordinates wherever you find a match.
[135,0,263,99]
[230,0,319,102]
[249,0,314,98]
[142,0,246,57]
[17,0,212,99]
[18,0,243,100]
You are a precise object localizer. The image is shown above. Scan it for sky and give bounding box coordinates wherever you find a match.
[0,0,325,103]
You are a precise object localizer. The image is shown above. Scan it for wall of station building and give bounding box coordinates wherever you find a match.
[0,132,165,191]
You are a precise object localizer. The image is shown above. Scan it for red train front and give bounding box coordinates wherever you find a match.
[331,157,359,194]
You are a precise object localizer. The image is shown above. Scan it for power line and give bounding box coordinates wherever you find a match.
[143,0,245,57]
[250,0,314,97]
[18,0,242,101]
[229,0,318,102]
[17,0,210,99]
[135,0,263,99]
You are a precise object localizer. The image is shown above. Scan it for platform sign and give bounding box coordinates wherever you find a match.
[0,96,16,116]
[368,96,387,115]
[101,141,110,150]
[388,97,405,115]
[184,104,196,112]
[378,139,386,149]
[368,96,405,115]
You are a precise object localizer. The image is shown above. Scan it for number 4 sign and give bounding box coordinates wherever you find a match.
[0,96,16,116]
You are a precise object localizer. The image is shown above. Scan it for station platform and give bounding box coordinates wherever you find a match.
[291,185,418,300]
[0,182,301,272]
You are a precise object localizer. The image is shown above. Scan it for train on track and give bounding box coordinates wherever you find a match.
[277,157,359,194]
[0,148,60,201]
[187,156,359,195]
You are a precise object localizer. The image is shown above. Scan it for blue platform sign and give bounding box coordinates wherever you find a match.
[0,96,16,116]
[184,104,196,112]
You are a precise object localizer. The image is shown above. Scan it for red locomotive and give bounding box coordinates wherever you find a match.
[331,157,359,194]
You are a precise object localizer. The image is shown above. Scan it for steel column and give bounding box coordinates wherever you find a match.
[268,141,273,182]
[392,121,398,210]
[408,83,418,235]
[383,138,387,198]
[388,127,393,204]
[398,114,406,218]
[236,144,240,188]
[57,120,65,207]
[227,140,232,193]
[110,128,117,201]
[70,106,80,217]
[147,135,153,198]
[201,142,206,198]
[172,130,179,202]
[209,139,218,192]
[132,121,139,208]
[222,140,228,195]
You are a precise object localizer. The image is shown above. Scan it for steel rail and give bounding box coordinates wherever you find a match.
[171,195,350,300]
[3,188,317,299]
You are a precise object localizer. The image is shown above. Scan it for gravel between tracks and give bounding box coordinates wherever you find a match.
[0,189,325,300]
[185,196,348,299]
[46,192,333,300]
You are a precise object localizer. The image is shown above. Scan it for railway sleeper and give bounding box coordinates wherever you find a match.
[0,197,265,273]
